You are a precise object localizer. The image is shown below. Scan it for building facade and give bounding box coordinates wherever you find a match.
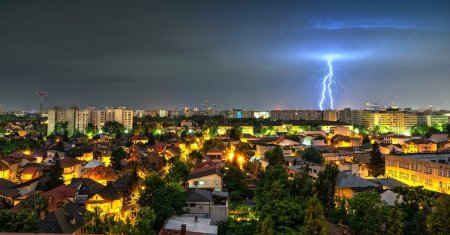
[362,109,417,134]
[385,154,450,194]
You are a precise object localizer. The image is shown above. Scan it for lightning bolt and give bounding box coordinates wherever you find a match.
[319,58,335,110]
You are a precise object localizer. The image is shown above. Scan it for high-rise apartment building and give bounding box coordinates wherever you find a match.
[338,108,363,126]
[362,109,417,134]
[270,110,323,121]
[48,106,133,135]
[47,106,88,135]
[417,113,449,128]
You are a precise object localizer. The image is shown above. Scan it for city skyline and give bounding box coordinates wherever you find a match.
[1,1,450,110]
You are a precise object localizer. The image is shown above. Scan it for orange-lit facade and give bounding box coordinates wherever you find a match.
[385,154,450,194]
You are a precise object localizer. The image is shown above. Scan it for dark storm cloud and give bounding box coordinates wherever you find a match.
[1,0,450,111]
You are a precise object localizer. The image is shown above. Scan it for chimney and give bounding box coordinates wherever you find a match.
[180,224,187,235]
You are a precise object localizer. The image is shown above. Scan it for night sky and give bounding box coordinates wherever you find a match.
[1,1,450,111]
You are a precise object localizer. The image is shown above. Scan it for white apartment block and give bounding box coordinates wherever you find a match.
[47,106,133,135]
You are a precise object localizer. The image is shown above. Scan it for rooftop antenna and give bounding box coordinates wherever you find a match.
[36,91,47,116]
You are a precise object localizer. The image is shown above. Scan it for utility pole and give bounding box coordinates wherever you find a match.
[36,91,47,117]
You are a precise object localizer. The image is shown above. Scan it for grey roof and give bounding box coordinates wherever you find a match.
[164,215,217,235]
[69,178,104,196]
[0,178,20,198]
[186,188,212,202]
[95,183,121,201]
[39,202,86,234]
[336,171,378,189]
[368,178,408,188]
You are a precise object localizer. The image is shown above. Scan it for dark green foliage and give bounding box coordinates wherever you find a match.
[303,197,327,235]
[255,165,290,206]
[301,147,324,164]
[395,186,435,235]
[165,160,191,185]
[201,138,225,154]
[122,165,140,204]
[315,163,339,212]
[386,202,405,235]
[103,121,124,137]
[217,220,257,235]
[259,199,304,234]
[0,209,39,233]
[264,146,285,166]
[347,191,389,235]
[0,138,41,155]
[111,147,128,171]
[290,166,314,200]
[188,150,203,164]
[427,196,450,235]
[44,154,64,190]
[368,142,384,177]
[223,164,247,200]
[228,126,243,140]
[138,174,186,230]
[134,206,157,235]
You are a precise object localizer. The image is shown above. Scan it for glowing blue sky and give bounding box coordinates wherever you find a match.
[1,0,450,111]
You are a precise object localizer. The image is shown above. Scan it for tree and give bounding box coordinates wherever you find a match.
[264,146,284,166]
[255,165,290,206]
[258,199,304,234]
[427,196,450,235]
[188,150,203,164]
[165,160,191,185]
[386,202,405,235]
[302,147,324,164]
[369,142,384,177]
[395,186,435,235]
[228,126,243,141]
[138,174,186,229]
[302,198,327,235]
[103,121,124,137]
[134,206,157,235]
[290,166,314,200]
[122,165,140,205]
[347,191,388,235]
[45,154,64,190]
[315,163,339,212]
[111,148,128,171]
[0,209,39,233]
[223,164,247,200]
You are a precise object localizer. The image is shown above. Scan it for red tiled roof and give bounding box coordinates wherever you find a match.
[83,166,116,181]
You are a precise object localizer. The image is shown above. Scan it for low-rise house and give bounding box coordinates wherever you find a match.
[130,135,149,145]
[403,139,437,153]
[0,160,11,180]
[379,144,404,155]
[85,183,122,219]
[204,149,224,163]
[83,159,104,173]
[61,158,83,185]
[335,171,379,198]
[183,188,228,225]
[0,178,20,206]
[19,166,43,182]
[41,185,78,212]
[159,215,218,235]
[39,202,86,234]
[83,165,116,186]
[188,162,223,191]
[69,178,104,205]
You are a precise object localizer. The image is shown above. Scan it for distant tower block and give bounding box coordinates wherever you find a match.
[36,91,47,116]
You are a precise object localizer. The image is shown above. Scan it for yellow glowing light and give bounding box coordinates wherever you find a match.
[228,152,235,161]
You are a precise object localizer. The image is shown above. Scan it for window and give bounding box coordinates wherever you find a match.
[199,181,205,185]
[189,203,196,207]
